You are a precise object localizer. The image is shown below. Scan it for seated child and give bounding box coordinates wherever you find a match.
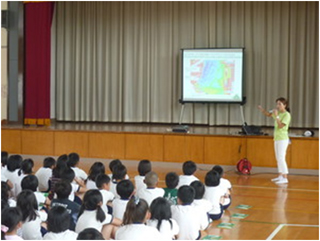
[1,207,23,240]
[1,151,13,189]
[109,163,127,198]
[43,206,78,240]
[137,171,165,206]
[203,170,225,221]
[115,198,162,240]
[35,157,56,192]
[2,181,16,208]
[108,159,129,180]
[21,175,49,208]
[95,174,115,214]
[171,185,209,240]
[177,161,199,188]
[86,162,105,190]
[51,180,81,231]
[147,197,179,240]
[134,160,152,192]
[212,165,232,210]
[112,179,134,220]
[4,155,23,198]
[68,153,88,182]
[77,228,104,240]
[163,172,179,205]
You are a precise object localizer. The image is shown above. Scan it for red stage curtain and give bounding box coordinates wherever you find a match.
[24,2,54,126]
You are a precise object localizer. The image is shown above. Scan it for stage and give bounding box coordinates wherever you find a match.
[1,122,319,170]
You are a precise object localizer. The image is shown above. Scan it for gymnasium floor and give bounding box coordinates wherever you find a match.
[23,155,319,240]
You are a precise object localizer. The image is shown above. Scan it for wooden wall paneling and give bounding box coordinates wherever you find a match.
[204,136,245,165]
[54,131,89,157]
[290,139,319,169]
[185,135,204,164]
[1,129,21,153]
[21,130,54,155]
[88,133,125,159]
[125,134,164,161]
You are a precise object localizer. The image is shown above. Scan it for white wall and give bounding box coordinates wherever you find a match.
[1,1,8,121]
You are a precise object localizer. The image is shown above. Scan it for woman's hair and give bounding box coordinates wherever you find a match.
[47,206,70,233]
[123,198,149,225]
[78,190,105,223]
[7,155,23,172]
[276,97,290,112]
[18,158,34,176]
[77,228,104,240]
[16,190,38,222]
[150,197,172,231]
[1,207,23,239]
[88,162,105,182]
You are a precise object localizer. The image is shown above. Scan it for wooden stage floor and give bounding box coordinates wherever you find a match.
[24,154,319,240]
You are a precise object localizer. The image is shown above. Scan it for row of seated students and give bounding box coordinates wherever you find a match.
[1,151,232,240]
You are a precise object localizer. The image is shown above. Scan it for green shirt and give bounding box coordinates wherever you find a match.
[163,188,178,205]
[273,111,291,141]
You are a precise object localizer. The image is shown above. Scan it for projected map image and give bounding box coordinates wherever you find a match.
[190,59,236,96]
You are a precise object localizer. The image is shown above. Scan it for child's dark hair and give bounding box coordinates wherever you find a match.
[16,190,38,222]
[112,163,127,180]
[60,168,76,183]
[52,155,69,178]
[150,197,172,231]
[205,170,220,187]
[109,159,122,173]
[177,185,195,205]
[116,180,134,199]
[43,157,56,168]
[54,180,72,199]
[88,162,105,182]
[68,152,80,167]
[190,181,205,199]
[212,165,224,176]
[1,207,23,240]
[78,190,105,223]
[95,174,111,189]
[182,160,197,175]
[77,228,104,240]
[1,181,10,210]
[47,206,70,233]
[7,155,23,172]
[165,172,179,189]
[138,160,152,176]
[19,158,34,176]
[21,175,39,192]
[1,151,8,167]
[123,198,149,225]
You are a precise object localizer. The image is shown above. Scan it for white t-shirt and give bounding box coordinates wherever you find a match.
[43,230,78,240]
[192,199,212,213]
[1,166,8,182]
[219,178,232,206]
[134,175,146,191]
[146,218,179,240]
[171,204,207,240]
[75,209,113,233]
[136,188,165,206]
[204,186,225,215]
[109,181,120,199]
[99,189,115,214]
[34,191,46,207]
[68,183,80,202]
[35,167,52,192]
[4,169,21,197]
[19,210,47,240]
[177,175,199,188]
[86,179,97,190]
[112,198,129,220]
[108,173,129,180]
[115,223,163,240]
[71,167,88,181]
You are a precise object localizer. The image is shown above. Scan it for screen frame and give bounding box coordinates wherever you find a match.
[180,47,245,104]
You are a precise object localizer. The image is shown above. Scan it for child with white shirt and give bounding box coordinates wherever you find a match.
[43,206,78,240]
[204,170,225,221]
[177,161,199,188]
[76,190,122,239]
[86,162,105,190]
[95,174,115,214]
[171,185,209,240]
[1,207,23,240]
[212,165,232,210]
[108,159,129,180]
[147,197,179,240]
[112,179,134,220]
[21,175,49,208]
[109,163,128,198]
[115,198,163,240]
[68,153,88,181]
[16,190,48,240]
[61,168,87,203]
[4,155,23,198]
[35,157,56,192]
[77,228,104,240]
[1,151,13,189]
[134,159,152,192]
[136,171,164,206]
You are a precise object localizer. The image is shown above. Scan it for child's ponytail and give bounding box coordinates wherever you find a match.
[96,205,106,223]
[123,197,149,225]
[78,190,106,223]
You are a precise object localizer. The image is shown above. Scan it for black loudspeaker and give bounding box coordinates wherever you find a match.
[2,10,8,29]
[242,125,263,135]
